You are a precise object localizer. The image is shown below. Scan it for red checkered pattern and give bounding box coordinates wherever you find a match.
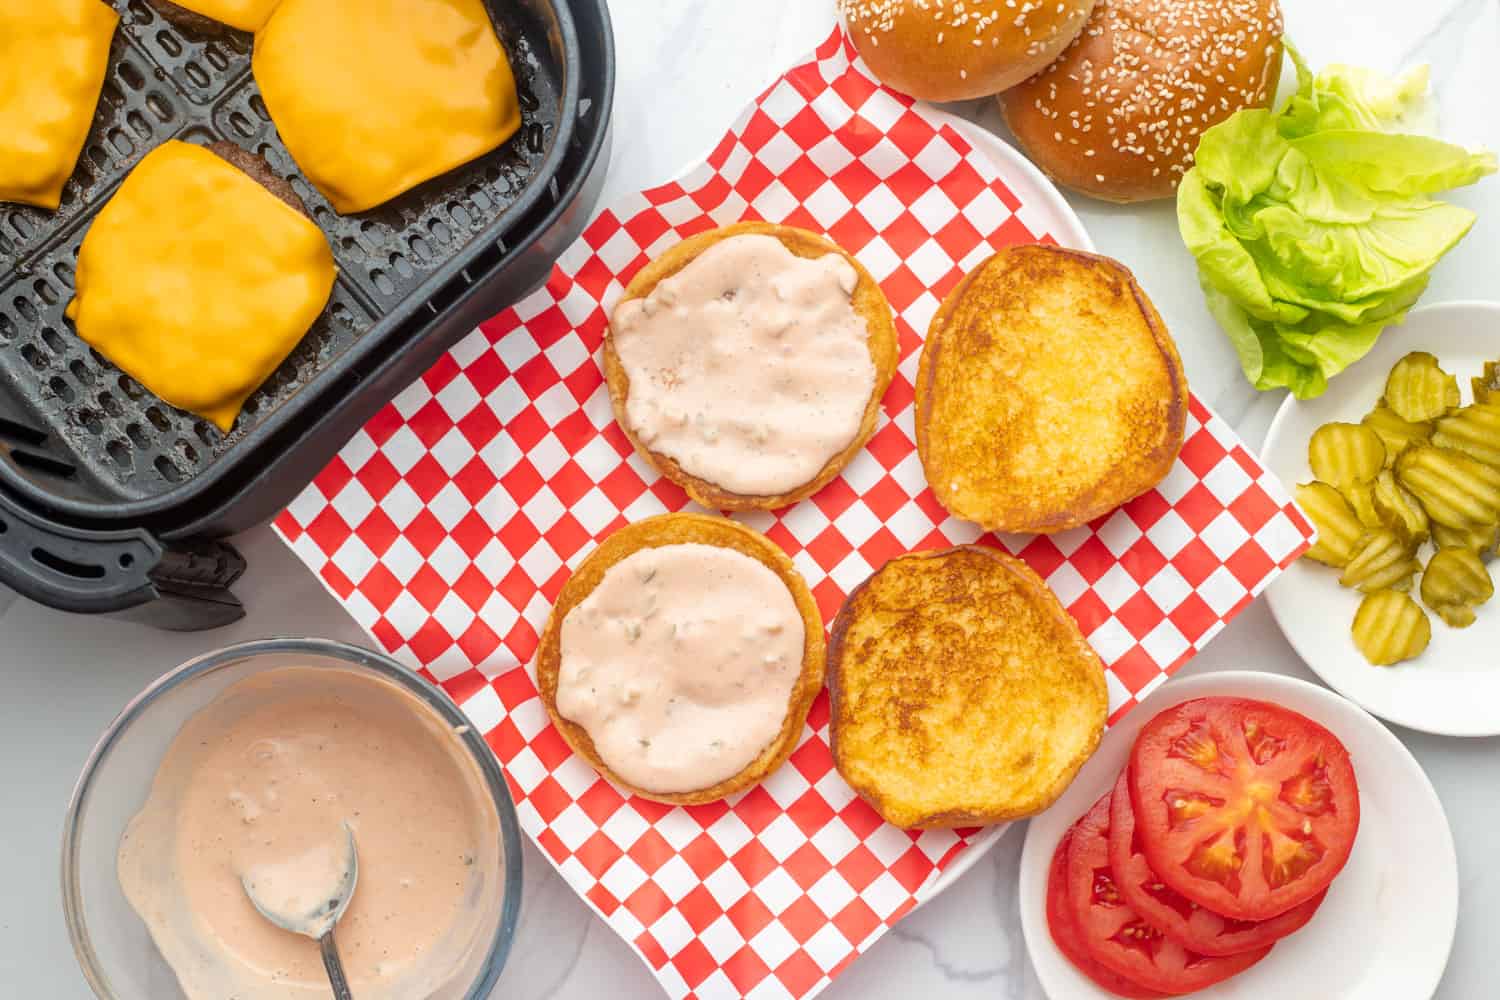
[274,28,1313,1000]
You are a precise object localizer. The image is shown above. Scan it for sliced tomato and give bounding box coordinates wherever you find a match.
[1046,829,1168,999]
[1129,697,1360,922]
[1066,793,1269,995]
[1108,769,1326,956]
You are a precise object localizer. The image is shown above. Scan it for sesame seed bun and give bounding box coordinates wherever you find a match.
[998,0,1284,203]
[839,0,1097,103]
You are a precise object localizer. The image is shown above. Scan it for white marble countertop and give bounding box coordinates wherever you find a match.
[3,1,1498,997]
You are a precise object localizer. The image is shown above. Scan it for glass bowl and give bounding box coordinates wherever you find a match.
[61,637,524,999]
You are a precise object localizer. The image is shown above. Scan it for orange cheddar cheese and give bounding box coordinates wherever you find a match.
[252,0,522,214]
[0,0,119,209]
[66,141,337,433]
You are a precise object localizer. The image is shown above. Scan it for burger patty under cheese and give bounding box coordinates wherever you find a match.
[66,140,337,433]
[0,0,119,210]
[252,0,523,214]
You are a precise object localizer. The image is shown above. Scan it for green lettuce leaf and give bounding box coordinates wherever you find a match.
[1178,42,1496,398]
[1280,45,1435,138]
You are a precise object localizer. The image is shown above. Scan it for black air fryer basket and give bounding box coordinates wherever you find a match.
[0,0,615,629]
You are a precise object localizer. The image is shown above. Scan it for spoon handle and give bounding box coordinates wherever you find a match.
[319,929,354,1000]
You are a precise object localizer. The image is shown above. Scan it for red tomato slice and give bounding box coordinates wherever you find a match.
[1129,697,1360,922]
[1046,829,1168,999]
[1066,792,1270,995]
[1108,769,1325,956]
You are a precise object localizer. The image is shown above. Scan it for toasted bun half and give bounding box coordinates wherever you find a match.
[916,244,1186,534]
[839,0,1097,102]
[829,545,1107,829]
[999,0,1284,203]
[603,222,897,511]
[536,513,826,805]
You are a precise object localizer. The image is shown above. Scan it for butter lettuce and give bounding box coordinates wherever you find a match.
[1178,45,1496,398]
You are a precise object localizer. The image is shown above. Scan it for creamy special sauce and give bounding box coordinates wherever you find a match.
[610,234,877,496]
[118,667,501,999]
[556,543,806,793]
[239,825,355,939]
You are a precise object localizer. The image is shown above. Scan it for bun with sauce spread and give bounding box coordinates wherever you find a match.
[537,513,827,806]
[917,244,1186,534]
[998,0,1285,203]
[829,545,1107,829]
[603,222,897,512]
[838,0,1097,103]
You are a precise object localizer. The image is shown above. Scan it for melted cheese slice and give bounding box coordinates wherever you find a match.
[252,0,522,214]
[0,0,119,210]
[169,0,283,32]
[65,141,337,433]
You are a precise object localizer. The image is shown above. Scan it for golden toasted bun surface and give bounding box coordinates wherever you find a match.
[829,546,1106,829]
[536,513,826,806]
[603,222,897,511]
[839,0,1097,102]
[916,244,1186,535]
[999,0,1284,203]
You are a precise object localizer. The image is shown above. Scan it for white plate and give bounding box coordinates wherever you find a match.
[1262,301,1500,736]
[1019,670,1458,1000]
[908,110,1095,898]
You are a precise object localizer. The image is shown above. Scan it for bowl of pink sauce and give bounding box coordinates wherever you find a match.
[62,637,523,1000]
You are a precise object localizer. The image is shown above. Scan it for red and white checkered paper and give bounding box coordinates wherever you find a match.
[275,27,1314,1000]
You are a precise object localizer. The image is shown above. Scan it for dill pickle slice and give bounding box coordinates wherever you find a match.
[1339,529,1421,592]
[1396,446,1500,529]
[1420,548,1494,628]
[1342,482,1383,528]
[1352,589,1431,666]
[1362,402,1432,467]
[1384,352,1459,423]
[1431,520,1500,555]
[1296,481,1365,567]
[1433,402,1500,469]
[1309,422,1385,489]
[1474,361,1500,405]
[1372,470,1430,544]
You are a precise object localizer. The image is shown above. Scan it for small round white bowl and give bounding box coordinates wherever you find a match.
[1019,669,1457,1000]
[1262,300,1500,736]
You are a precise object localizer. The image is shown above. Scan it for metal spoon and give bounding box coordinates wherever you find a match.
[241,822,359,1000]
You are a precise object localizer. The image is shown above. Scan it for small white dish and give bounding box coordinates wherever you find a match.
[1019,669,1457,1000]
[1262,300,1500,736]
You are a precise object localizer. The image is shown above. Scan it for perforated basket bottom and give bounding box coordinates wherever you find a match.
[0,0,561,506]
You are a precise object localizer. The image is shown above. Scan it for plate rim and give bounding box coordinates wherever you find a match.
[1262,298,1500,737]
[1017,668,1460,1000]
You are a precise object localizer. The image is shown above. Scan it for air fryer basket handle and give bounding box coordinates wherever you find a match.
[0,490,246,629]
